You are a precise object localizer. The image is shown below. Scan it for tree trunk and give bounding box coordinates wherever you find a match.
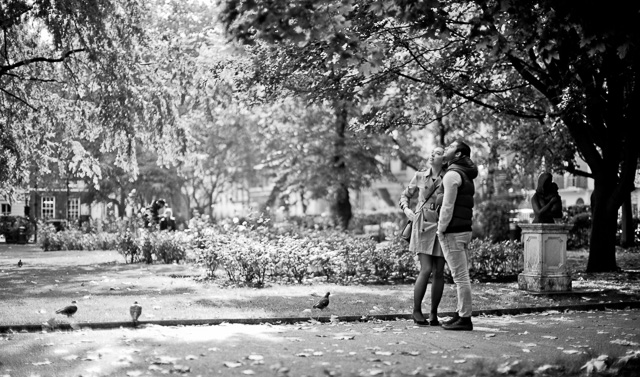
[620,194,635,248]
[262,173,288,212]
[331,183,352,230]
[118,190,127,218]
[586,180,619,272]
[332,102,352,230]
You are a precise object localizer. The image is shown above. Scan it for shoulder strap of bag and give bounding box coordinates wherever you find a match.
[415,182,440,212]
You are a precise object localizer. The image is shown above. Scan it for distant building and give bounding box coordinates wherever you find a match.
[0,180,112,224]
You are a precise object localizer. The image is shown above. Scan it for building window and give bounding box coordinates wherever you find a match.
[42,196,55,219]
[68,198,80,220]
[1,203,10,216]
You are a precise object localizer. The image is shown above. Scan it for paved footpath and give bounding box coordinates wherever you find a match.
[1,308,639,377]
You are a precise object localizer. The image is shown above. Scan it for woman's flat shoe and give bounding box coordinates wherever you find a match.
[413,318,429,326]
[428,318,440,326]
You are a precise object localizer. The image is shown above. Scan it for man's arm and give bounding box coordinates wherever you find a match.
[437,171,462,233]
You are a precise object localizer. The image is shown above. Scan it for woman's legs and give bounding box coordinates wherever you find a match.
[429,256,446,323]
[413,253,433,321]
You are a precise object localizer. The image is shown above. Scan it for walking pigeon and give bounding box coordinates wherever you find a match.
[55,300,77,317]
[130,301,142,325]
[17,260,22,267]
[313,292,330,310]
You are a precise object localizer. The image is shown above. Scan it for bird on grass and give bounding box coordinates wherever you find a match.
[17,260,22,267]
[55,300,78,317]
[313,292,330,310]
[130,301,142,325]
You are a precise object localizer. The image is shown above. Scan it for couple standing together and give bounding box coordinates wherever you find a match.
[399,140,477,331]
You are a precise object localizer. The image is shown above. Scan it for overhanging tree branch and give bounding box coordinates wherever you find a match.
[0,48,85,76]
[0,87,36,110]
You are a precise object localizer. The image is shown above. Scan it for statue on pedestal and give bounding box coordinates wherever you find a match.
[531,172,563,223]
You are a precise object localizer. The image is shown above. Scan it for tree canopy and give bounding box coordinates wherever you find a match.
[0,0,185,194]
[221,0,640,271]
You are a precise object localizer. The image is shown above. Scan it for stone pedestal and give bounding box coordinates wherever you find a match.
[518,223,573,292]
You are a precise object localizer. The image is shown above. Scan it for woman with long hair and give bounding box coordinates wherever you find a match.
[399,147,446,326]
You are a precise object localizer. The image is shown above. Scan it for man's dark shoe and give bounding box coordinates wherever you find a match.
[442,313,460,326]
[442,316,473,331]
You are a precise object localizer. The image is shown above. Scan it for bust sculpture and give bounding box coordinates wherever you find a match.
[531,172,563,223]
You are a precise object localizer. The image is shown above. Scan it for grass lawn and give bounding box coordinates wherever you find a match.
[1,243,639,327]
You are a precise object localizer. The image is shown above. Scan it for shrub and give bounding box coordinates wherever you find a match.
[151,231,188,264]
[468,238,524,280]
[0,216,34,243]
[117,230,140,263]
[473,200,515,242]
[38,222,119,251]
[567,212,591,250]
[616,217,640,247]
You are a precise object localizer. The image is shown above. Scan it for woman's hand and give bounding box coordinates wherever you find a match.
[403,208,416,221]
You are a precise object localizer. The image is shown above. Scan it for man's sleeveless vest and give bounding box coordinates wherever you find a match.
[436,160,476,233]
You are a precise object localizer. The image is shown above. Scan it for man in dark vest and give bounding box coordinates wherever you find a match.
[436,140,478,331]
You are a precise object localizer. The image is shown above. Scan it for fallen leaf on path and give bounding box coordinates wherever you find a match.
[313,351,324,356]
[242,370,255,375]
[611,339,640,346]
[563,350,580,354]
[247,355,263,361]
[401,351,420,356]
[485,333,496,338]
[185,355,198,360]
[295,353,311,357]
[581,355,609,374]
[84,354,101,361]
[224,361,243,368]
[536,365,560,373]
[542,335,558,339]
[522,349,531,353]
[126,371,143,377]
[171,365,190,373]
[454,359,466,364]
[151,356,177,365]
[374,351,393,356]
[367,369,384,376]
[32,359,52,366]
[62,355,79,361]
[334,335,355,340]
[496,361,521,374]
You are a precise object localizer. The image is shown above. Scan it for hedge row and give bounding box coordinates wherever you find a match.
[36,214,525,285]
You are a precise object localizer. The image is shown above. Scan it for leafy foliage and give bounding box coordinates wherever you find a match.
[37,222,119,252]
[473,199,516,243]
[468,238,523,281]
[220,0,640,272]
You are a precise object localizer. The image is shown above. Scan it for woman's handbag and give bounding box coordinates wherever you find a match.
[401,220,413,242]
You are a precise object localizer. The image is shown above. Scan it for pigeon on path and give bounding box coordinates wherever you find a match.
[313,292,330,310]
[56,300,78,317]
[130,301,142,325]
[17,260,22,267]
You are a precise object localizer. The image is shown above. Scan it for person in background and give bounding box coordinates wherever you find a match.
[146,199,166,228]
[160,207,176,231]
[436,140,478,331]
[399,147,446,326]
